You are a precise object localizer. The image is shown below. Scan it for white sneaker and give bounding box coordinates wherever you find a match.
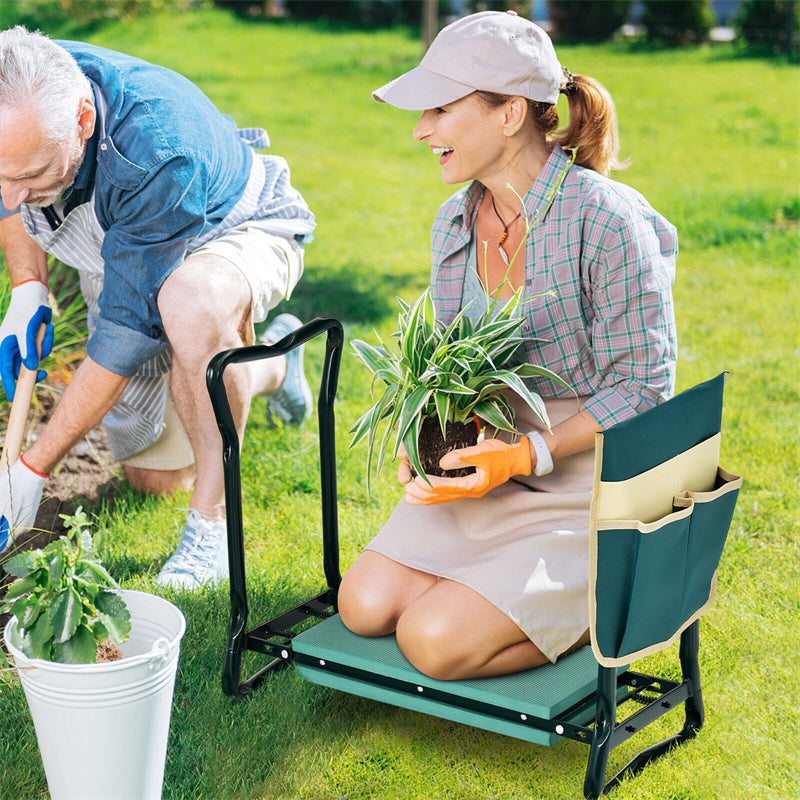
[261,313,312,428]
[155,510,229,591]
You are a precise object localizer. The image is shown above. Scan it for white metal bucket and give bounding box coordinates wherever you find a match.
[4,589,186,800]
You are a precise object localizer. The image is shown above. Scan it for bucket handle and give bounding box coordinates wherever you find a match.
[148,637,172,671]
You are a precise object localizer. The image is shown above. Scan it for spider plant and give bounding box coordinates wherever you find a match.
[349,286,572,488]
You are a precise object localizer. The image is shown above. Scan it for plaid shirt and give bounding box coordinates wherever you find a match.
[430,145,678,428]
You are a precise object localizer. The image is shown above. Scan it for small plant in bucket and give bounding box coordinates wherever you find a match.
[349,285,572,488]
[1,506,130,663]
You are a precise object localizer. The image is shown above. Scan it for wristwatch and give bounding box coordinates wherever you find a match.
[526,431,554,476]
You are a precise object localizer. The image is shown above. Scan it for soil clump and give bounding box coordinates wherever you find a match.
[96,640,124,662]
[414,417,479,478]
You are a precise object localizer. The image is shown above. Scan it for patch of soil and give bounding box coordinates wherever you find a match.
[96,640,124,662]
[12,392,120,541]
[414,417,479,478]
[1,390,122,631]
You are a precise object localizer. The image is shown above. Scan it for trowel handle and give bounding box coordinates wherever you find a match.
[0,323,46,473]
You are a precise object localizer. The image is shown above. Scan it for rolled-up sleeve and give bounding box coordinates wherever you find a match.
[582,203,678,428]
[87,315,169,375]
[89,154,209,375]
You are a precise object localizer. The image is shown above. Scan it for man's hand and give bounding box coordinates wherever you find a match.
[403,437,532,506]
[0,457,47,553]
[0,279,54,401]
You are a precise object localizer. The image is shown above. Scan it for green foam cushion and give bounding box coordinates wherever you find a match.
[293,615,599,720]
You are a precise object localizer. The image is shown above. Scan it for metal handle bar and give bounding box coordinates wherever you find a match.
[206,317,343,698]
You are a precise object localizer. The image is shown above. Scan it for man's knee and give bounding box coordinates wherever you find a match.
[158,253,251,343]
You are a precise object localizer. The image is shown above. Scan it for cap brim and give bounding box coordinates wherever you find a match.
[372,65,474,110]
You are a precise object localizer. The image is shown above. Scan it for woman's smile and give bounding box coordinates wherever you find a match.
[414,95,507,186]
[431,146,454,165]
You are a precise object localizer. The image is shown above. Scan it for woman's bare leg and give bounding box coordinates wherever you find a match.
[338,550,438,637]
[339,553,588,681]
[396,578,550,680]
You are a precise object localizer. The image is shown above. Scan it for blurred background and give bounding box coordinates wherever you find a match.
[1,0,798,56]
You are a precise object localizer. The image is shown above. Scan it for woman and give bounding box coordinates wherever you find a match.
[338,11,678,681]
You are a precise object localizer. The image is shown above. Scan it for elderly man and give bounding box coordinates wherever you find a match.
[0,26,315,589]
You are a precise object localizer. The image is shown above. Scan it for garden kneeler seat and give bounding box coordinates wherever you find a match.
[207,331,742,799]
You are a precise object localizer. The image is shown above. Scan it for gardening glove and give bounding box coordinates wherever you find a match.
[0,457,47,553]
[404,437,532,506]
[0,279,54,401]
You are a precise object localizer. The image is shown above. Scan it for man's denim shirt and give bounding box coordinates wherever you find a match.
[0,42,315,376]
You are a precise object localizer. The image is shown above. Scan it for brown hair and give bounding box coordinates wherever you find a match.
[476,74,625,177]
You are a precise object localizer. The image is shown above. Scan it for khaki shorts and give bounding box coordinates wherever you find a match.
[192,227,305,343]
[117,228,304,470]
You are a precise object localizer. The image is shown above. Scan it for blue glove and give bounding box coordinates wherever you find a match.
[0,457,47,554]
[0,280,54,401]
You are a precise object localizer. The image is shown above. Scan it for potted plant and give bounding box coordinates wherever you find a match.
[349,284,572,488]
[2,506,131,662]
[2,507,186,800]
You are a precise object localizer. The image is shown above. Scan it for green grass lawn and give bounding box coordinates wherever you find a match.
[1,6,799,799]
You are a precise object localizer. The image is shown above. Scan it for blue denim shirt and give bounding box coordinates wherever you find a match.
[0,41,315,375]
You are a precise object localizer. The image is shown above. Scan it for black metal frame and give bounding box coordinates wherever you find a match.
[206,318,343,699]
[207,320,708,798]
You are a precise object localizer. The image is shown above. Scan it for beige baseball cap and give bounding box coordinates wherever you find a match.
[373,10,564,110]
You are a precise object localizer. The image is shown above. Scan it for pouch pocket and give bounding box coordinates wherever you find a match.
[593,466,742,663]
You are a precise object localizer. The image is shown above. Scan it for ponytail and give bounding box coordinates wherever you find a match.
[551,74,625,177]
[476,74,626,178]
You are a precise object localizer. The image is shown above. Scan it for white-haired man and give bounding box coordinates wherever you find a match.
[0,27,316,589]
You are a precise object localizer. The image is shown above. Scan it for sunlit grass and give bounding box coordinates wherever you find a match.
[0,5,797,799]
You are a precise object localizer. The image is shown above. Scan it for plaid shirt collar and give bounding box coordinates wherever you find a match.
[432,144,573,318]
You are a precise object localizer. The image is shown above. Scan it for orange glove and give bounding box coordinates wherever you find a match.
[403,437,532,506]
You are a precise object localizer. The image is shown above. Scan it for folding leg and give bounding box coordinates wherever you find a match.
[584,621,705,797]
[584,665,618,798]
[679,619,706,736]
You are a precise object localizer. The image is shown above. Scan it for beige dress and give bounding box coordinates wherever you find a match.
[366,393,593,664]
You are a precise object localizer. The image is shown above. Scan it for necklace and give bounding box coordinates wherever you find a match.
[491,196,522,266]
